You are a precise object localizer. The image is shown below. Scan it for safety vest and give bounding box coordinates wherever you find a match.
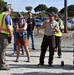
[58,19,64,30]
[0,12,13,34]
[54,31,62,37]
[54,20,62,37]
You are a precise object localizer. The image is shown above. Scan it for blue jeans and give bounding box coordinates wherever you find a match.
[27,31,35,48]
[13,32,24,53]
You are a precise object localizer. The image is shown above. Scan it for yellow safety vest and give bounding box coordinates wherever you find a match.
[54,31,62,37]
[0,12,13,34]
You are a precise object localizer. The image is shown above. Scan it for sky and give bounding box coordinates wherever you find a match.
[4,0,74,13]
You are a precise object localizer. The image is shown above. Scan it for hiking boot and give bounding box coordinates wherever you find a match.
[48,64,52,67]
[15,57,19,62]
[26,57,30,62]
[38,63,44,66]
[0,64,10,70]
[32,47,35,50]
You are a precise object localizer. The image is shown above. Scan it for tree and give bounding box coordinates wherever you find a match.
[59,4,74,17]
[34,4,47,13]
[46,6,58,14]
[25,6,32,12]
[68,5,74,17]
[0,0,7,12]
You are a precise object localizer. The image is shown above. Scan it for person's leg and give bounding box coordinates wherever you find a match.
[24,46,30,62]
[31,32,35,50]
[15,38,21,62]
[54,36,58,52]
[48,36,55,66]
[23,38,30,62]
[13,33,17,53]
[39,35,48,65]
[15,45,21,62]
[21,45,24,55]
[0,34,10,70]
[57,37,62,58]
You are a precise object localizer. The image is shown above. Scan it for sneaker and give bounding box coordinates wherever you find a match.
[38,63,44,66]
[32,47,35,50]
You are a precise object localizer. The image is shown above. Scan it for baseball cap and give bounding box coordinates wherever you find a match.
[55,14,58,17]
[48,12,55,17]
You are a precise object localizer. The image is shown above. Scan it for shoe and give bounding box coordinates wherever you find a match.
[58,55,61,58]
[0,64,10,70]
[15,57,18,62]
[12,52,16,55]
[48,64,52,67]
[26,57,30,62]
[21,52,24,55]
[38,63,44,66]
[32,47,35,50]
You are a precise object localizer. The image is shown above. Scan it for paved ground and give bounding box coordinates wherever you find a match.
[0,31,74,75]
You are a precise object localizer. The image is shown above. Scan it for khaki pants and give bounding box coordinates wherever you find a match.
[0,33,8,67]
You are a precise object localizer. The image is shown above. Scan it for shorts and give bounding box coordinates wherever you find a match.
[16,38,28,46]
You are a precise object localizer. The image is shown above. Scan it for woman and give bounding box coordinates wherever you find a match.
[15,14,30,62]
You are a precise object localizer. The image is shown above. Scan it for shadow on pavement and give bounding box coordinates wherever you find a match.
[11,72,74,75]
[10,63,74,70]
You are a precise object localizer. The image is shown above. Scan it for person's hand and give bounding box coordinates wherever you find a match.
[29,22,32,24]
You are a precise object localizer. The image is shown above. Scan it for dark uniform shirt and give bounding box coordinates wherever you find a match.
[27,18,35,32]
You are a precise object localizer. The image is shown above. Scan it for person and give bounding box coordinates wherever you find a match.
[27,12,36,50]
[0,7,13,70]
[55,14,64,32]
[12,14,24,55]
[15,14,30,62]
[38,12,60,66]
[54,14,62,58]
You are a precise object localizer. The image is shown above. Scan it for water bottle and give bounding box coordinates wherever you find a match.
[61,61,64,67]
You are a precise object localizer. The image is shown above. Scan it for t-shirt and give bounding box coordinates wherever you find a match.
[5,15,11,25]
[45,20,59,36]
[27,18,35,32]
[16,22,28,38]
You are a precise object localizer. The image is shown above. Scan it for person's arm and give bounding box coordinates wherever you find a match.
[16,22,27,32]
[41,19,49,29]
[5,15,13,37]
[53,22,60,32]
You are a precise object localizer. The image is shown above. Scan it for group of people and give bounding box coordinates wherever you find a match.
[0,7,36,70]
[0,6,63,70]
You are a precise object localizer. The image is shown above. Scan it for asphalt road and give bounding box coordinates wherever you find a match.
[0,31,74,75]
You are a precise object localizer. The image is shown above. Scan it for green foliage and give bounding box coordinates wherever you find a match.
[34,4,47,13]
[68,5,74,17]
[25,6,32,12]
[59,4,74,17]
[0,0,7,12]
[46,6,58,14]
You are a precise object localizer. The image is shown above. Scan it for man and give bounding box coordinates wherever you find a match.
[54,14,62,58]
[0,7,13,70]
[27,12,36,50]
[38,12,59,66]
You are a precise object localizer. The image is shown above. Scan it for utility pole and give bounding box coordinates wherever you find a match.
[64,0,68,33]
